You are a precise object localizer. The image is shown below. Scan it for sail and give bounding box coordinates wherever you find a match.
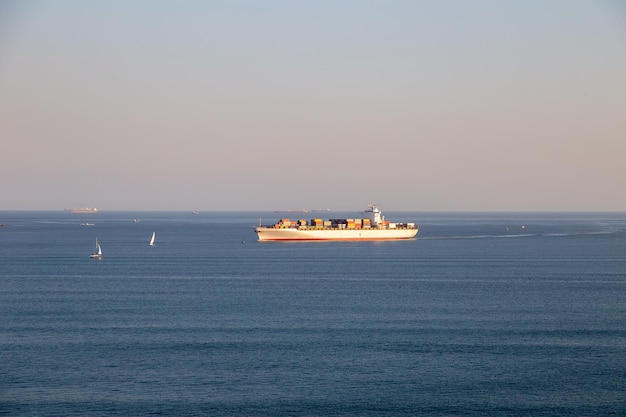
[90,238,102,258]
[149,232,155,246]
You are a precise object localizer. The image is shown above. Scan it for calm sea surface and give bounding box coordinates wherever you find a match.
[1,211,625,416]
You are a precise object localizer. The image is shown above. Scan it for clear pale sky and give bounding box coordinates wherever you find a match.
[1,1,624,211]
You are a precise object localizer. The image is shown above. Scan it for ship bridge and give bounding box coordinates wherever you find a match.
[363,204,383,227]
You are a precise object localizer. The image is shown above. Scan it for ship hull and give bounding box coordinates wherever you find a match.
[65,208,98,213]
[255,227,418,241]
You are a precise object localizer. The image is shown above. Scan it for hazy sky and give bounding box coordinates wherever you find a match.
[1,1,625,211]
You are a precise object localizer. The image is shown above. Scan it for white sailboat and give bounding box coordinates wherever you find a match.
[89,238,102,259]
[149,232,156,247]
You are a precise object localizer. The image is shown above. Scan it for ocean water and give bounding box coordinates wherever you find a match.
[1,211,625,416]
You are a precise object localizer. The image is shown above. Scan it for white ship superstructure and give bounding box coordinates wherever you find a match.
[255,205,418,241]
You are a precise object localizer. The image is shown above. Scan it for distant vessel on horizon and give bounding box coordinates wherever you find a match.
[274,208,331,214]
[66,207,98,214]
[149,232,156,247]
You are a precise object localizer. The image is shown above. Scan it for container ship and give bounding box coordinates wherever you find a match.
[65,207,98,213]
[255,205,418,241]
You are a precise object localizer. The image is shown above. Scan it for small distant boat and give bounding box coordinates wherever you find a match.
[149,232,156,247]
[192,211,200,215]
[133,219,140,223]
[66,207,98,214]
[82,222,94,226]
[89,238,102,259]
